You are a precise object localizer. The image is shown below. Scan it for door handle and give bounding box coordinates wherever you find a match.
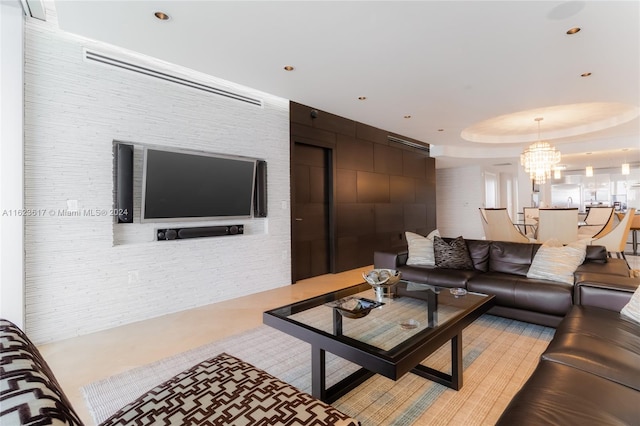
[295,218,303,221]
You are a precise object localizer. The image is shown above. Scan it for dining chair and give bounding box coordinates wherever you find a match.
[591,208,636,267]
[522,207,539,238]
[615,211,640,256]
[578,206,614,238]
[536,208,579,244]
[479,208,491,239]
[479,208,531,243]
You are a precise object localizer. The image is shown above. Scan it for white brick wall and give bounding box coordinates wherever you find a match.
[23,20,291,343]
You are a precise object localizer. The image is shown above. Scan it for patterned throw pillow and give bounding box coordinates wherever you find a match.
[406,229,440,266]
[526,239,587,285]
[433,236,474,270]
[621,285,640,324]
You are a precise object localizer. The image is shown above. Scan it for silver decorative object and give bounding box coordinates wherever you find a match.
[362,268,402,298]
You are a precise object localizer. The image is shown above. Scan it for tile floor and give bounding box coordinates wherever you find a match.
[38,254,639,425]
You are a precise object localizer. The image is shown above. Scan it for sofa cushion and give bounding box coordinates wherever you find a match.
[397,264,480,288]
[434,236,474,270]
[488,241,538,276]
[99,352,359,426]
[584,244,608,263]
[0,319,83,426]
[543,306,640,391]
[526,239,587,285]
[496,360,639,426]
[465,239,491,272]
[467,272,573,316]
[405,229,439,266]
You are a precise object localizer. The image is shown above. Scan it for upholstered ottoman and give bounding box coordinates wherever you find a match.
[99,352,359,426]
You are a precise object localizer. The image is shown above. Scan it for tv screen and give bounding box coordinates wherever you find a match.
[142,147,256,221]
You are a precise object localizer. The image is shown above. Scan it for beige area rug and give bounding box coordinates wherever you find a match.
[82,315,553,426]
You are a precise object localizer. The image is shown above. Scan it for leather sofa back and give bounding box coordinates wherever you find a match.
[386,238,609,275]
[489,241,539,276]
[465,239,491,272]
[465,240,608,276]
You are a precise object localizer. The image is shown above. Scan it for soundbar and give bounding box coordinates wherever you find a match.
[157,225,244,241]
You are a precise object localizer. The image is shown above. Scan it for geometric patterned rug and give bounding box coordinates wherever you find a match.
[82,315,554,426]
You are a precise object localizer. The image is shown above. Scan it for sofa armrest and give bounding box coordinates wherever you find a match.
[374,249,408,270]
[575,258,630,277]
[574,273,639,311]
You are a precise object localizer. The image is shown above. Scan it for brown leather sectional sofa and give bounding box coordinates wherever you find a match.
[375,238,640,424]
[496,290,640,424]
[374,239,631,327]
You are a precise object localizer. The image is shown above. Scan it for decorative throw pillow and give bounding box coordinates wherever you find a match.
[406,229,440,266]
[620,285,640,324]
[433,236,474,270]
[526,239,587,285]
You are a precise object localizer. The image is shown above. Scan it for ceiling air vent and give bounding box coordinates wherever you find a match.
[388,135,430,153]
[83,49,263,107]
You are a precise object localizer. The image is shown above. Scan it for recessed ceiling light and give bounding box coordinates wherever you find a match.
[566,27,581,35]
[581,72,592,77]
[283,65,295,71]
[154,11,170,21]
[358,96,367,100]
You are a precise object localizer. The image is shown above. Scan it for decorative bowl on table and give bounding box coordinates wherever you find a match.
[362,269,402,297]
[450,288,467,297]
[325,297,384,319]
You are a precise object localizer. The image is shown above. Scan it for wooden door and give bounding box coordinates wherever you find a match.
[292,143,330,281]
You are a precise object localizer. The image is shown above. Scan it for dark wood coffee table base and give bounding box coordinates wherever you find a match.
[313,333,463,403]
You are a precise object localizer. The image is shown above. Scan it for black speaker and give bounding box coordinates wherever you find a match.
[114,143,134,223]
[157,225,244,241]
[254,160,267,217]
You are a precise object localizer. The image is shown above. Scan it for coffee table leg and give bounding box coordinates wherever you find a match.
[333,309,343,335]
[311,345,326,401]
[451,333,463,390]
[411,333,463,390]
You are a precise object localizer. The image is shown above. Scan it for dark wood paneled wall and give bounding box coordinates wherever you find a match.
[290,102,436,274]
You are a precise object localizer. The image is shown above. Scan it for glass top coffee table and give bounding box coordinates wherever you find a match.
[263,280,495,403]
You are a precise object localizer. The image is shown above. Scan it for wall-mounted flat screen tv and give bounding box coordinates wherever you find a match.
[142,147,256,222]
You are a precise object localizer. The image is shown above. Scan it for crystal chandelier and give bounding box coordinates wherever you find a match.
[520,117,561,184]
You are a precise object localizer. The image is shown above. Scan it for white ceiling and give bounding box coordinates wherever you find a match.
[50,0,640,170]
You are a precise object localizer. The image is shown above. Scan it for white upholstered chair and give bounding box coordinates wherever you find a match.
[479,208,491,239]
[578,206,614,238]
[479,208,530,243]
[536,208,579,244]
[590,208,636,267]
[616,211,640,256]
